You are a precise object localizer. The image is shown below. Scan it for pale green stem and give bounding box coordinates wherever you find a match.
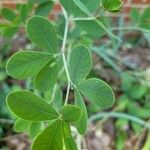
[76,134,82,150]
[70,17,95,21]
[50,84,57,103]
[61,7,71,105]
[111,27,138,31]
[89,112,150,129]
[143,130,150,150]
[0,119,14,124]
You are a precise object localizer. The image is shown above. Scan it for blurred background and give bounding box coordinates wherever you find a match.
[0,0,150,149]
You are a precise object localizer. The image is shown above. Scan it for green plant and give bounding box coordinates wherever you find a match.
[4,0,125,149]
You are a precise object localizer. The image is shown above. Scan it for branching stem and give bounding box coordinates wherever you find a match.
[61,7,71,105]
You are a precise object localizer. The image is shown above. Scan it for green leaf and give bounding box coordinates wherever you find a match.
[72,0,91,16]
[19,4,29,23]
[32,119,63,150]
[83,0,100,13]
[69,45,92,85]
[60,105,82,122]
[27,16,58,53]
[6,51,53,79]
[60,0,84,17]
[60,0,100,17]
[69,0,121,41]
[128,85,147,100]
[1,8,16,21]
[75,90,88,134]
[51,85,63,110]
[76,20,105,38]
[34,62,58,91]
[6,91,59,121]
[127,102,150,119]
[78,78,115,109]
[3,26,18,37]
[29,0,50,3]
[29,122,42,139]
[63,122,78,150]
[139,7,150,31]
[121,73,134,92]
[102,0,123,12]
[130,8,140,25]
[14,118,32,132]
[35,1,54,17]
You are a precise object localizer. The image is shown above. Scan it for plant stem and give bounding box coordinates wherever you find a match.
[50,84,57,103]
[61,7,71,105]
[0,119,14,124]
[71,17,95,21]
[89,112,150,129]
[111,27,138,31]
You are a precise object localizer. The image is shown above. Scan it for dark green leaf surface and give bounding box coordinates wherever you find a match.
[29,0,50,3]
[35,1,54,17]
[3,26,18,37]
[60,0,100,17]
[19,4,29,23]
[27,16,58,53]
[76,20,105,38]
[60,0,84,17]
[1,8,16,21]
[130,8,140,25]
[139,7,150,31]
[69,45,92,85]
[78,78,115,109]
[128,85,147,100]
[7,91,59,121]
[6,51,52,79]
[75,90,88,134]
[35,62,58,91]
[60,105,82,122]
[72,0,91,16]
[32,119,63,150]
